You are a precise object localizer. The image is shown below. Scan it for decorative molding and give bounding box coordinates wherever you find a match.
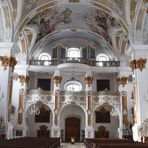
[84,76,93,85]
[130,58,147,71]
[19,75,29,85]
[0,56,17,70]
[116,76,128,87]
[52,75,62,85]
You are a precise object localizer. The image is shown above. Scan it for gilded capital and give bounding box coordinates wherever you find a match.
[0,56,17,70]
[116,76,128,87]
[84,76,93,84]
[19,75,29,85]
[130,58,147,71]
[52,75,62,84]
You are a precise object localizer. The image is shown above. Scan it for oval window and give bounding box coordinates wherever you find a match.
[64,80,82,92]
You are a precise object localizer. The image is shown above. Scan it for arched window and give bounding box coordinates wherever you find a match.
[97,54,109,61]
[67,47,81,58]
[96,54,109,66]
[38,53,51,65]
[64,79,82,92]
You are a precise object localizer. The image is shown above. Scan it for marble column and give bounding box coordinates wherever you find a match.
[84,72,94,138]
[51,71,62,138]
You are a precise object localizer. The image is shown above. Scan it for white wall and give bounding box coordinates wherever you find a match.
[27,107,53,137]
[93,105,119,138]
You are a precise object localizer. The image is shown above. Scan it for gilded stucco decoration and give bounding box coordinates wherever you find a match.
[0,56,17,70]
[19,75,29,86]
[84,76,93,85]
[116,76,128,87]
[130,58,147,71]
[53,75,62,85]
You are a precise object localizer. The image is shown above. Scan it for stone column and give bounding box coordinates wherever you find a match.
[84,72,94,138]
[51,71,62,138]
[128,45,148,141]
[11,65,29,138]
[0,43,16,139]
[129,47,148,141]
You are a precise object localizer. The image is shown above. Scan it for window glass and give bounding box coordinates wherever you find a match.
[64,80,82,92]
[38,53,51,65]
[67,47,80,58]
[97,54,109,61]
[96,54,109,66]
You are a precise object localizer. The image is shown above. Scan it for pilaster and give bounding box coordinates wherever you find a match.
[117,68,132,139]
[84,72,94,138]
[51,70,62,138]
[130,45,148,141]
[11,65,29,138]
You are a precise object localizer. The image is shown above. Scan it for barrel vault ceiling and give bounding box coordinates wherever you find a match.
[0,0,148,62]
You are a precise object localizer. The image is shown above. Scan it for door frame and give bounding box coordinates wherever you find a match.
[65,117,80,142]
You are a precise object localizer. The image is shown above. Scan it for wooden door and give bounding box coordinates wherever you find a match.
[65,117,80,142]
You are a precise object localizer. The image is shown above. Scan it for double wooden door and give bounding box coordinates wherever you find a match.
[65,117,80,142]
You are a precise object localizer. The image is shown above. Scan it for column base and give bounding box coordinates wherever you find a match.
[51,126,61,138]
[85,126,94,138]
[7,122,14,139]
[132,123,141,142]
[118,126,123,139]
[14,126,28,138]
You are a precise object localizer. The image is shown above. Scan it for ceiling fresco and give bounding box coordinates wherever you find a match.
[27,4,121,45]
[0,0,148,60]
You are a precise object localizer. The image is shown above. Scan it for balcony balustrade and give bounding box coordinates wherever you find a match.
[29,58,120,67]
[26,89,120,106]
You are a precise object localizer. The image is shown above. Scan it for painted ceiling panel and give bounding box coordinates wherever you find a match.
[27,4,121,45]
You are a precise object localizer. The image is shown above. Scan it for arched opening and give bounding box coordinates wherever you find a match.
[65,117,80,142]
[93,104,119,138]
[59,104,86,142]
[26,103,53,137]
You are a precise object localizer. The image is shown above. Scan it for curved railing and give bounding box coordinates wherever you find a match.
[29,58,120,67]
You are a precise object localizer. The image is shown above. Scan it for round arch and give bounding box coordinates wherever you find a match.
[59,104,86,142]
[93,103,120,138]
[26,102,53,137]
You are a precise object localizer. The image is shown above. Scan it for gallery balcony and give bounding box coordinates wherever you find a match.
[29,58,120,67]
[26,89,120,106]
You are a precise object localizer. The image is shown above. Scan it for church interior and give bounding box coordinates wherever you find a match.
[0,0,148,147]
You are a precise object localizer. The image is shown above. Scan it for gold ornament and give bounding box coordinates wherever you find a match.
[130,58,146,71]
[19,75,29,85]
[52,75,62,85]
[84,76,93,85]
[116,76,128,87]
[0,56,17,70]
